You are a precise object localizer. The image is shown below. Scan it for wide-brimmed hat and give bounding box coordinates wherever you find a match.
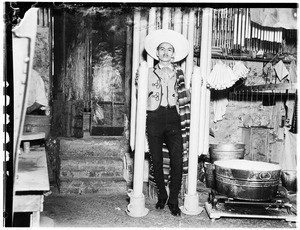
[144,29,190,62]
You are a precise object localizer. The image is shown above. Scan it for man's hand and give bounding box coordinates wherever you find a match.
[135,71,139,86]
[185,89,191,102]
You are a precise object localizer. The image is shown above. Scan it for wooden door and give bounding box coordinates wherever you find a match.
[89,11,127,136]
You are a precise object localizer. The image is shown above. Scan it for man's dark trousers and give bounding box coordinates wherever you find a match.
[146,106,183,205]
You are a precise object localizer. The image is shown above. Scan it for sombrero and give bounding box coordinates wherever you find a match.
[144,29,190,62]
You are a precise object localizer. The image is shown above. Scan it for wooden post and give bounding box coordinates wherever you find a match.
[12,9,39,222]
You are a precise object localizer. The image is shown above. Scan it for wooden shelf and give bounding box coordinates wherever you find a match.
[21,132,45,141]
[211,54,291,64]
[233,83,297,92]
[15,148,49,193]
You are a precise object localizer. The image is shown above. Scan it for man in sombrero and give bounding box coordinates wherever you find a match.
[143,29,190,217]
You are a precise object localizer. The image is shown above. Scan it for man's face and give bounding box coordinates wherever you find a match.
[156,42,175,63]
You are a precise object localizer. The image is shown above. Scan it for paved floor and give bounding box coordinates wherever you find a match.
[41,182,297,228]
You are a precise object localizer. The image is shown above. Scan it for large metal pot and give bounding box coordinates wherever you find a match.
[214,159,281,201]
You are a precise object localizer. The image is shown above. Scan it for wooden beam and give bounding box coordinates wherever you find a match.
[235,83,297,92]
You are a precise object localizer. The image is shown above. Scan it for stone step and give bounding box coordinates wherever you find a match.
[60,168,123,179]
[58,136,129,195]
[59,136,127,158]
[60,156,124,174]
[59,177,129,195]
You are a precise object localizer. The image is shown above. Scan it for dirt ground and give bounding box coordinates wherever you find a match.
[41,182,297,228]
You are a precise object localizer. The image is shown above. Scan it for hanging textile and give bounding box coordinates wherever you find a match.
[213,97,228,122]
[290,92,297,134]
[288,60,297,83]
[250,8,297,29]
[280,127,297,171]
[149,66,190,185]
[274,60,289,81]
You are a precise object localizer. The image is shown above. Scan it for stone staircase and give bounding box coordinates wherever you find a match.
[58,136,129,195]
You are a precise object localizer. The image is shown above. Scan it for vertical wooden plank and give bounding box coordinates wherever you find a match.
[66,100,72,137]
[30,211,40,227]
[162,7,171,29]
[185,8,195,89]
[233,8,238,49]
[181,10,188,71]
[44,8,48,27]
[53,9,66,100]
[241,8,246,48]
[174,7,182,33]
[147,7,156,68]
[71,100,84,138]
[125,15,133,123]
[139,11,147,63]
[12,10,38,221]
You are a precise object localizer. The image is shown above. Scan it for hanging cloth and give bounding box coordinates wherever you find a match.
[290,91,297,134]
[213,97,228,122]
[280,127,297,171]
[288,60,297,83]
[274,60,289,81]
[250,8,297,29]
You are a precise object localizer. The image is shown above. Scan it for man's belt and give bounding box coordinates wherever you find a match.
[160,105,176,109]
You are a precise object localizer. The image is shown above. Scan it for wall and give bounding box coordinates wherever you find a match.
[208,59,296,163]
[33,26,50,102]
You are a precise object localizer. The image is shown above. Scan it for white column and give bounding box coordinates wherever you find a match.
[162,7,171,29]
[198,8,211,155]
[174,8,182,33]
[181,12,189,72]
[203,9,212,155]
[185,8,195,89]
[181,7,212,216]
[126,61,149,217]
[198,8,212,155]
[130,10,141,151]
[181,66,203,215]
[147,7,156,68]
[139,14,148,62]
